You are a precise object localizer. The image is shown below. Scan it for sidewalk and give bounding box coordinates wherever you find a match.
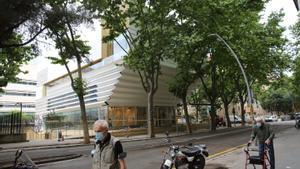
[206,126,300,169]
[0,126,246,151]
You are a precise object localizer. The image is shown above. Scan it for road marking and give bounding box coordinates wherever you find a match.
[208,144,246,160]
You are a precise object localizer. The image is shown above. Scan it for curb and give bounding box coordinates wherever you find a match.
[0,126,249,152]
[0,143,92,153]
[0,154,82,169]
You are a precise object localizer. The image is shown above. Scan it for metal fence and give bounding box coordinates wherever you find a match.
[0,112,23,135]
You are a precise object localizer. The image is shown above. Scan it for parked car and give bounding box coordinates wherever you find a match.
[280,115,290,121]
[229,115,242,124]
[271,115,278,122]
[265,115,278,122]
[264,115,272,122]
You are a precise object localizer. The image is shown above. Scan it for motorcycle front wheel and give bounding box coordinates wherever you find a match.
[160,160,173,169]
[190,155,205,169]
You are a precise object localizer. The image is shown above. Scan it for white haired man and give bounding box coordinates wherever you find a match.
[92,120,126,169]
[248,117,275,169]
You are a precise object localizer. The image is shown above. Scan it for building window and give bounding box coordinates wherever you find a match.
[2,90,36,97]
[15,79,37,86]
[0,103,35,108]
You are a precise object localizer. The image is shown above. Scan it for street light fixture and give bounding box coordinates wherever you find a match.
[207,33,254,120]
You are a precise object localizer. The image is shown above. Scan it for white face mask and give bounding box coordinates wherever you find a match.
[256,122,262,127]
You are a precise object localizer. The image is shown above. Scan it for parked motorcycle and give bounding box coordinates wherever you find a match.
[160,134,208,169]
[13,149,38,169]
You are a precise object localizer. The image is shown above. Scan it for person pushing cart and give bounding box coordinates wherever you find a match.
[248,117,275,169]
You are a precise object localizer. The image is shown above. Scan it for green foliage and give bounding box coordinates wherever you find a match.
[73,77,87,96]
[45,0,92,94]
[0,34,37,89]
[256,76,294,114]
[0,0,45,48]
[87,0,178,136]
[44,113,66,130]
[168,71,196,99]
[44,0,93,143]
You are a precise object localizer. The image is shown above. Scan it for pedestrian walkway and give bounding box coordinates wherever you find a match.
[206,127,300,169]
[0,126,242,151]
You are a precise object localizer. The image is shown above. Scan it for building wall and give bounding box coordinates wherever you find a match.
[35,51,179,131]
[101,28,114,58]
[217,100,268,121]
[0,79,37,116]
[35,25,182,132]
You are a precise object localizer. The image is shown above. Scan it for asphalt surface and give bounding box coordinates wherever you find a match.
[207,121,300,169]
[0,126,249,168]
[30,122,294,169]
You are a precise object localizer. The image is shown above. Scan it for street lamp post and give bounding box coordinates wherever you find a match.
[208,33,254,120]
[15,102,23,134]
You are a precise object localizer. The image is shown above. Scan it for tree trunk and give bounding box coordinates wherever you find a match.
[196,105,200,123]
[78,94,90,144]
[210,105,217,131]
[76,58,90,144]
[147,90,155,138]
[239,99,246,126]
[224,103,231,127]
[182,96,192,134]
[237,88,246,126]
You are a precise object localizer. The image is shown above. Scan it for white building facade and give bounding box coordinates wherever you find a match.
[36,36,181,132]
[0,79,37,117]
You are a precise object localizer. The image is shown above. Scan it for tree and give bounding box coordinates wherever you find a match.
[45,0,93,144]
[167,2,211,133]
[0,0,46,48]
[0,34,37,90]
[86,0,175,137]
[203,9,289,125]
[168,70,196,134]
[188,88,208,123]
[292,15,300,99]
[0,1,46,88]
[257,76,295,114]
[218,66,236,127]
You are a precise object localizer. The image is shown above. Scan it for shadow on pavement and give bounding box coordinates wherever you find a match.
[205,163,229,169]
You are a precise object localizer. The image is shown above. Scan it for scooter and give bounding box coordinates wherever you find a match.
[13,149,38,169]
[160,133,208,169]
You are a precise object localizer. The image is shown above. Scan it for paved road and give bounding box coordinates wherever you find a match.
[207,121,300,169]
[35,122,293,169]
[0,126,249,167]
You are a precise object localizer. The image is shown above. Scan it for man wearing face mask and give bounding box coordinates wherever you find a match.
[92,120,127,169]
[248,117,275,169]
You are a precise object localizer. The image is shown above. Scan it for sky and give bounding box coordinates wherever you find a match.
[22,20,102,81]
[21,0,299,82]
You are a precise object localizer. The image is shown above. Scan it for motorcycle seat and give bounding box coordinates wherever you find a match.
[181,147,201,157]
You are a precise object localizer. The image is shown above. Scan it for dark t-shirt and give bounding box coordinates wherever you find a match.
[114,141,124,159]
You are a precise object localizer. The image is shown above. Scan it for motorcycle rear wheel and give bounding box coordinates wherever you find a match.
[190,155,205,169]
